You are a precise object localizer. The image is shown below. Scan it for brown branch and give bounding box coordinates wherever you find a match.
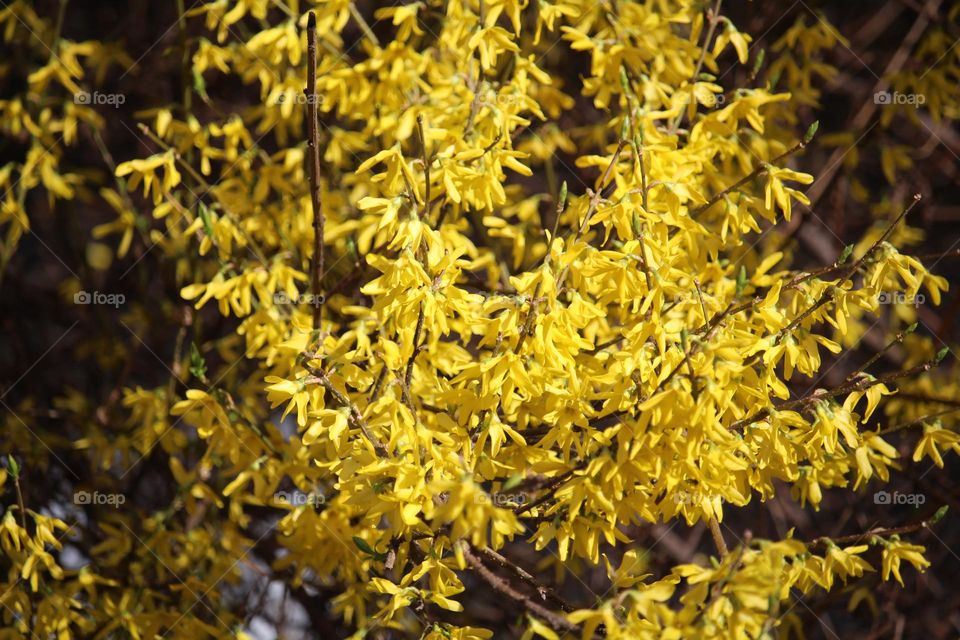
[461,543,579,635]
[416,114,431,219]
[657,337,699,393]
[556,140,626,290]
[786,245,959,291]
[669,0,723,135]
[842,326,914,385]
[514,457,594,516]
[653,294,758,399]
[681,331,699,398]
[742,194,922,371]
[694,296,760,337]
[305,367,387,457]
[367,363,387,404]
[879,408,960,436]
[137,123,272,267]
[707,517,728,558]
[914,248,960,263]
[588,333,626,354]
[729,352,944,431]
[577,140,626,238]
[690,530,751,628]
[514,283,542,354]
[808,511,945,548]
[305,12,325,333]
[404,302,425,394]
[513,294,762,515]
[627,118,654,291]
[513,473,570,517]
[12,461,27,530]
[476,546,576,613]
[690,139,807,219]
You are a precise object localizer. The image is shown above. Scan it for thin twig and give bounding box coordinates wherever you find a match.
[576,140,625,239]
[476,546,576,613]
[405,303,425,393]
[808,512,944,548]
[305,367,387,457]
[879,408,960,436]
[655,295,759,395]
[367,364,387,404]
[556,140,625,290]
[348,2,380,47]
[742,194,922,371]
[514,459,591,516]
[13,464,27,530]
[669,0,723,135]
[842,327,913,384]
[305,12,325,334]
[176,0,192,113]
[693,279,709,325]
[690,532,749,627]
[729,352,944,431]
[708,517,728,558]
[416,114,431,219]
[690,139,807,218]
[629,134,654,290]
[514,283,542,354]
[461,543,580,635]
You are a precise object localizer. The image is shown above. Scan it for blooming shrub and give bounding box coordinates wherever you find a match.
[2,0,960,638]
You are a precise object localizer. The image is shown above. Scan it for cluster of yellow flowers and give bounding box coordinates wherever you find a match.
[2,0,959,637]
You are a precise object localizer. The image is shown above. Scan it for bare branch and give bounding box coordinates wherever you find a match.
[305,12,325,333]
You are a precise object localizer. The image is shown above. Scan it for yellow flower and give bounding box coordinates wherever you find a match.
[881,541,930,586]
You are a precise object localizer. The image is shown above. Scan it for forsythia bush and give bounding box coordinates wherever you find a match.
[2,0,960,638]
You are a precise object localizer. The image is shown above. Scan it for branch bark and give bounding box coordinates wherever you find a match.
[305,12,325,333]
[461,543,580,635]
